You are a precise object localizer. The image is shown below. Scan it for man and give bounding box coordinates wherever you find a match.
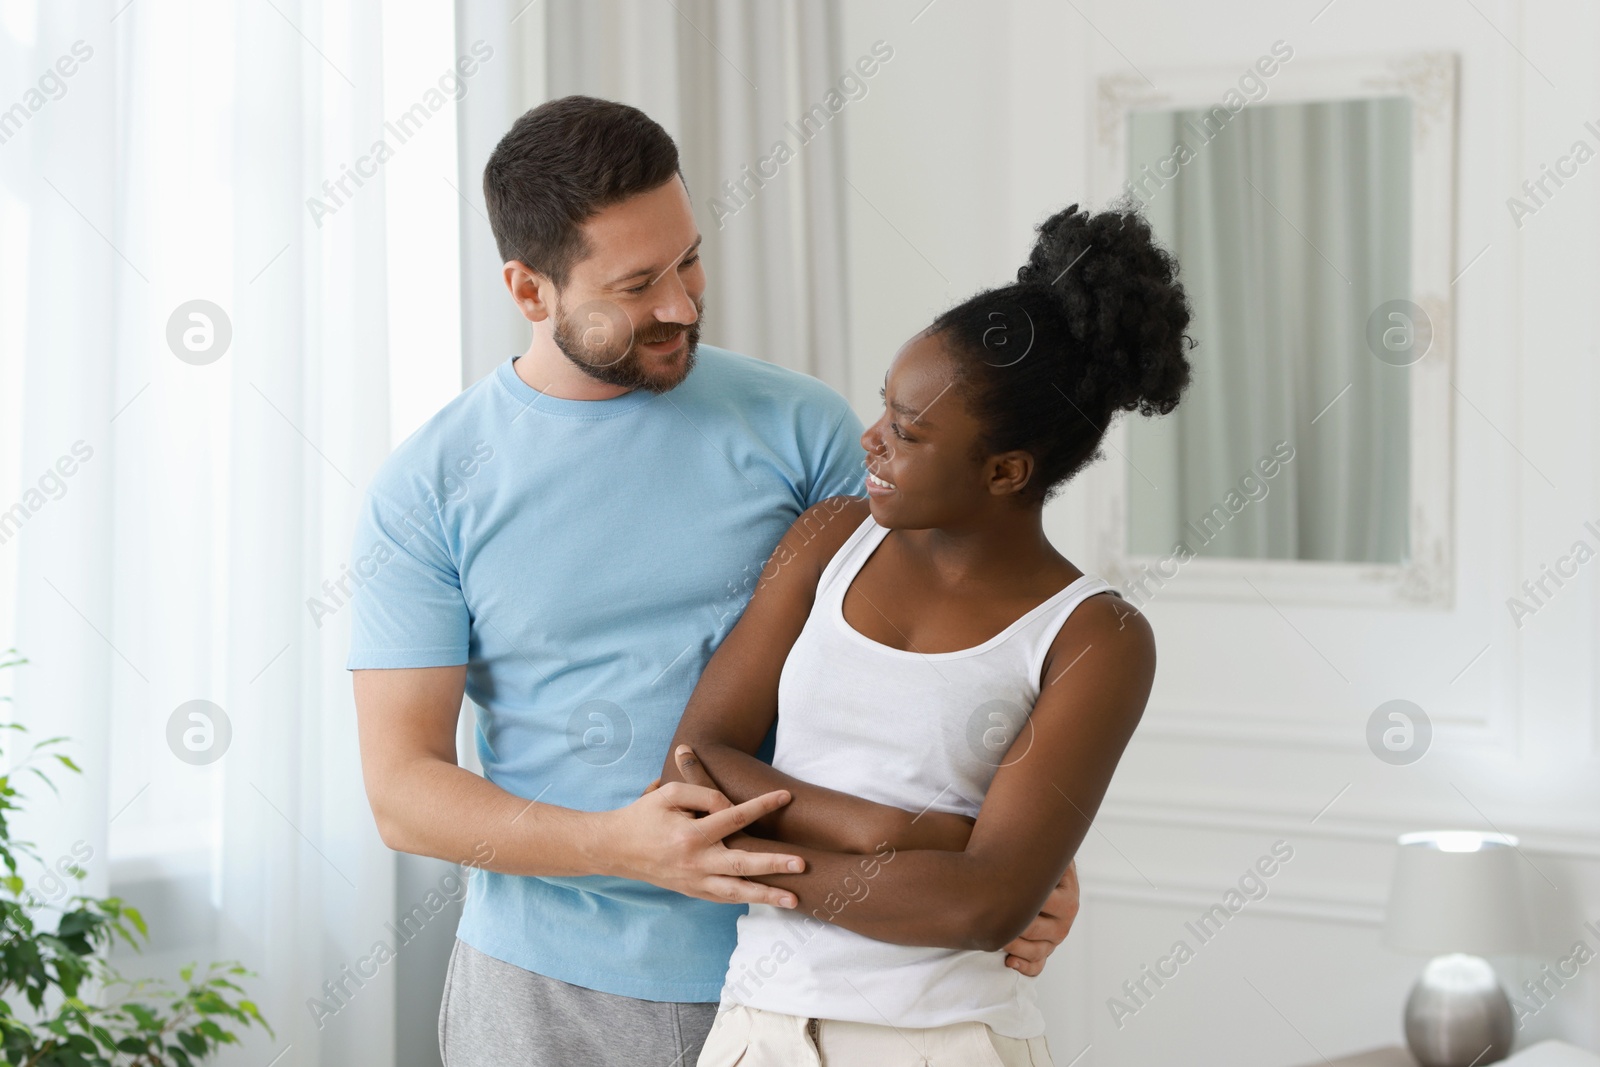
[350,95,1078,1065]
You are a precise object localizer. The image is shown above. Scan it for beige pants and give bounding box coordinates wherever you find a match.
[696,1003,1054,1067]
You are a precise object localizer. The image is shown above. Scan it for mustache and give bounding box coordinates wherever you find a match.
[637,325,685,344]
[635,298,704,346]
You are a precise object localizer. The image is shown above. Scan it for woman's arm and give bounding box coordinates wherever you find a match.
[660,496,975,854]
[706,592,1156,951]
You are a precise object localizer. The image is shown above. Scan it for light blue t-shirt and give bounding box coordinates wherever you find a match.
[347,345,866,1001]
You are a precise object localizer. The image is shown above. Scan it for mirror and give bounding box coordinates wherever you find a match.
[1125,96,1412,565]
[1090,53,1458,608]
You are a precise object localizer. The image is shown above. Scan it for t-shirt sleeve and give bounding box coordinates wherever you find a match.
[345,487,471,669]
[806,400,867,505]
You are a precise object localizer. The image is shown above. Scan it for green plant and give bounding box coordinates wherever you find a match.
[0,651,270,1066]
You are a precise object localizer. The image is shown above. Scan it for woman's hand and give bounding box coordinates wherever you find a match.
[1001,860,1079,975]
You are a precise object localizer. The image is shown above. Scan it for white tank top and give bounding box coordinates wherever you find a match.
[719,514,1121,1038]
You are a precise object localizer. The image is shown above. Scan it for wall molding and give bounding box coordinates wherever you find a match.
[1132,704,1510,752]
[1097,796,1600,859]
[1081,871,1387,927]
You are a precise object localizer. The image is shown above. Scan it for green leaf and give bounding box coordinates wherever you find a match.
[124,1003,159,1031]
[55,910,99,939]
[0,697,273,1057]
[26,767,60,798]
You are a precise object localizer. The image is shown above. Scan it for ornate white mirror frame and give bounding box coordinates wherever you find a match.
[1086,51,1459,609]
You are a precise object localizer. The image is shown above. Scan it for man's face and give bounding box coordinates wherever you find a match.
[550,177,706,394]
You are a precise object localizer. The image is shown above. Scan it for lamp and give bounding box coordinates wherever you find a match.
[1384,831,1533,1067]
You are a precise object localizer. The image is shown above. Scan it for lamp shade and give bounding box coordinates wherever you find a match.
[1383,831,1533,957]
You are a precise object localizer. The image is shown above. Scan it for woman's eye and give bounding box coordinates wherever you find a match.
[680,255,700,269]
[624,283,649,294]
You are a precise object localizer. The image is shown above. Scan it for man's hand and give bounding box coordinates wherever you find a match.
[602,766,805,910]
[1001,860,1080,975]
[672,744,724,792]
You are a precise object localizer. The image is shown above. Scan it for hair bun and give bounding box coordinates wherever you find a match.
[1016,200,1194,417]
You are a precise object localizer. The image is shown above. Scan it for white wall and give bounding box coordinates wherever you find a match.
[839,1,1600,1063]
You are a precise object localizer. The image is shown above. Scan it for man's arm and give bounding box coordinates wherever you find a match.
[659,496,976,855]
[353,664,807,909]
[695,593,1155,952]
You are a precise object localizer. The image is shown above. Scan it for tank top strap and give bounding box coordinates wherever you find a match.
[1023,576,1124,688]
[815,513,889,602]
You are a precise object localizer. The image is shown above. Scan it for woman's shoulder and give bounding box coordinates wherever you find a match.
[1040,585,1156,695]
[773,495,874,585]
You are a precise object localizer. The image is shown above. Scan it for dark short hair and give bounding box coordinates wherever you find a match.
[483,95,683,286]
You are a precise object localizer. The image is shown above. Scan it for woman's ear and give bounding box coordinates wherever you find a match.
[503,260,556,323]
[987,451,1035,497]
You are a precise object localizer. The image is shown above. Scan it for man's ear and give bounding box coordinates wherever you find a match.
[987,450,1035,498]
[503,260,556,324]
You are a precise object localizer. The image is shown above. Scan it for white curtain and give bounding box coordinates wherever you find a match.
[526,0,853,392]
[1125,98,1412,564]
[1,2,402,1064]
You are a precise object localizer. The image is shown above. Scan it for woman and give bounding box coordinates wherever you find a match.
[662,202,1194,1067]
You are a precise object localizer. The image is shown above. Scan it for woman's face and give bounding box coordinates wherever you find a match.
[859,329,1010,529]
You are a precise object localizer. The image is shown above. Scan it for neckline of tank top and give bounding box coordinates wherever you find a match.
[833,539,1108,661]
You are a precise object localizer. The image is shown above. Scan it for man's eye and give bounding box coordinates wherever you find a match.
[624,282,649,294]
[890,422,909,441]
[680,255,700,269]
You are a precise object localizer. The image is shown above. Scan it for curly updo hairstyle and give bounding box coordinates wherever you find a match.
[930,200,1195,504]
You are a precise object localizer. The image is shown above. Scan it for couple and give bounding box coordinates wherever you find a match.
[350,95,1193,1067]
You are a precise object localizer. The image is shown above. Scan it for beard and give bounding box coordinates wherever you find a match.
[551,293,703,394]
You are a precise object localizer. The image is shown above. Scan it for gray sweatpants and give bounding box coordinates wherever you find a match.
[438,939,719,1067]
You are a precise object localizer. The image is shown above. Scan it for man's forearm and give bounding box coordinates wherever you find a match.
[668,743,970,854]
[373,756,614,877]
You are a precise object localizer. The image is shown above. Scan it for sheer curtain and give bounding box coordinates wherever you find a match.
[1,2,411,1064]
[1126,98,1412,564]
